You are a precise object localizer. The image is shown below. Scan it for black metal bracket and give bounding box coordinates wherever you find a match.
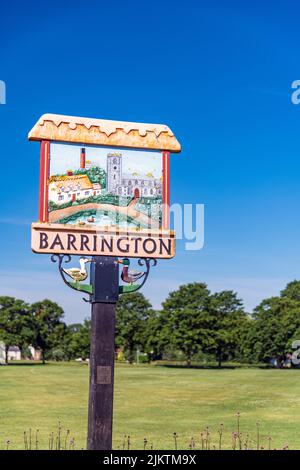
[51,254,157,303]
[51,254,93,303]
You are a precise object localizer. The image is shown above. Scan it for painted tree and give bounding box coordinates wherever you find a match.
[0,296,33,363]
[161,283,213,366]
[74,167,106,187]
[116,293,152,363]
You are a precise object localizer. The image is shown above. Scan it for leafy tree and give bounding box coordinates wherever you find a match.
[281,280,300,302]
[232,314,253,363]
[161,283,213,366]
[245,295,300,364]
[64,320,91,360]
[30,299,66,364]
[0,296,33,363]
[116,293,152,363]
[139,310,168,361]
[208,291,248,367]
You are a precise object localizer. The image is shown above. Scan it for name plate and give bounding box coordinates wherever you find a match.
[31,223,175,259]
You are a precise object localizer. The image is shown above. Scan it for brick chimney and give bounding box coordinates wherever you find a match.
[80,147,86,169]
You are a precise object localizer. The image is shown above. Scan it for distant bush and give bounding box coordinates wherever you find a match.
[49,348,68,362]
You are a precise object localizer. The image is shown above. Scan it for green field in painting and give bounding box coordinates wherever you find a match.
[0,362,299,450]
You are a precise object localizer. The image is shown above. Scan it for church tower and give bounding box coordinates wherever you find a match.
[106,153,122,194]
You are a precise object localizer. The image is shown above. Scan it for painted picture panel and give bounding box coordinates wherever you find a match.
[48,143,164,230]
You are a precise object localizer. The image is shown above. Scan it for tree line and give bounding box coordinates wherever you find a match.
[1,280,300,367]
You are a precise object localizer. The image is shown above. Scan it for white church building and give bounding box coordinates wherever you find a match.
[106,153,162,198]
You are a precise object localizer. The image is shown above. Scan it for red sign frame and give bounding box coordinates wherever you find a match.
[38,140,170,230]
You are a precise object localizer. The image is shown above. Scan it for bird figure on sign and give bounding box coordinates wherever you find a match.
[62,257,91,283]
[117,258,144,285]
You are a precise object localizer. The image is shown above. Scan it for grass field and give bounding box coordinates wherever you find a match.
[0,362,299,450]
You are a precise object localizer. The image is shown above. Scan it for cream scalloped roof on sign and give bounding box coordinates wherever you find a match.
[38,114,174,137]
[28,113,181,152]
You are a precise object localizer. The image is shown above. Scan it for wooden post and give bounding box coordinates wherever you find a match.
[87,256,119,450]
[87,302,116,450]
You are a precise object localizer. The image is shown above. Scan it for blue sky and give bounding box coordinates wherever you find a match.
[1,0,300,323]
[50,143,161,177]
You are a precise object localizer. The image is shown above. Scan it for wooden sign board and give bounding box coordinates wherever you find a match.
[31,223,175,259]
[29,114,181,258]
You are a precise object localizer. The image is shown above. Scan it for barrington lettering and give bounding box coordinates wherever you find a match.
[33,229,174,259]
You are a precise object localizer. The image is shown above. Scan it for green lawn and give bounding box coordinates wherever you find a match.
[0,362,299,450]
